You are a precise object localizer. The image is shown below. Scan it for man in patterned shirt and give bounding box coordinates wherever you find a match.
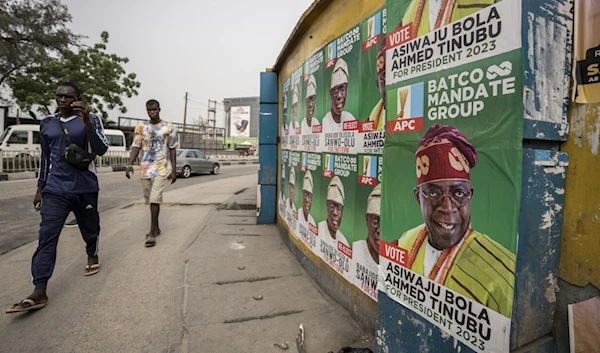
[126,99,179,247]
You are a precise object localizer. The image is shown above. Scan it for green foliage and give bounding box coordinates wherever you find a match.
[10,31,141,123]
[0,0,79,85]
[0,1,141,124]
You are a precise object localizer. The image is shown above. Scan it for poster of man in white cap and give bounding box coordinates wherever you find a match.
[322,26,361,155]
[298,170,317,250]
[352,153,383,301]
[322,57,357,133]
[286,154,299,236]
[302,75,320,134]
[281,76,291,149]
[279,152,289,220]
[301,74,323,153]
[299,152,322,251]
[302,47,326,152]
[319,152,358,279]
[288,84,302,150]
[290,85,301,133]
[318,176,350,276]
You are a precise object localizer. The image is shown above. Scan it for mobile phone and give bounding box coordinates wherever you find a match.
[35,202,41,211]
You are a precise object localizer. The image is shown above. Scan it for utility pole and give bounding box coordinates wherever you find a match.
[207,99,217,157]
[182,92,188,145]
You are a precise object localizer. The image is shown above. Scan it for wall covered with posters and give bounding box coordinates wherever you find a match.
[274,0,529,351]
[277,1,388,307]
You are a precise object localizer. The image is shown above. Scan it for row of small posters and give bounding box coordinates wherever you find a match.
[279,150,382,301]
[279,1,523,352]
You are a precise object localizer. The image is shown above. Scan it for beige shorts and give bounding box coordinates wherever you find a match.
[141,177,167,204]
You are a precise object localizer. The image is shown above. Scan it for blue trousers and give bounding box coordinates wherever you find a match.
[31,191,100,288]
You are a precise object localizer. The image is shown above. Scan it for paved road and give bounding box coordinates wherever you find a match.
[0,164,257,255]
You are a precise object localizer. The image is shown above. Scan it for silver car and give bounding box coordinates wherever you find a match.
[176,149,220,178]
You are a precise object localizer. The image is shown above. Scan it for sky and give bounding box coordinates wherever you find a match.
[58,0,313,127]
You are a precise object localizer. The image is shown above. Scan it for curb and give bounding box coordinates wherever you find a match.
[0,171,38,181]
[0,162,256,182]
[220,161,259,166]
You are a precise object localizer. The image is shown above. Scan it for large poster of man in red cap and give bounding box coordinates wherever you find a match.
[380,0,523,351]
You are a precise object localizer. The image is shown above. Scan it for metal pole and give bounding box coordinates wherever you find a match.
[212,100,217,158]
[182,92,188,147]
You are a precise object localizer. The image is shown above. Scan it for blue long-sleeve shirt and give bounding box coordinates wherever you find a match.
[37,113,109,194]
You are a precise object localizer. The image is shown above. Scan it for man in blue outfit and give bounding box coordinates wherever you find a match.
[6,82,109,313]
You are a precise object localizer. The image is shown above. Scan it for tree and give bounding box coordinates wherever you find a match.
[0,0,79,86]
[9,31,141,123]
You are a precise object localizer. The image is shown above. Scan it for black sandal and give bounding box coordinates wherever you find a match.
[145,235,156,247]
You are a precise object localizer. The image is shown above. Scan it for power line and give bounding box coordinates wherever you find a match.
[188,94,225,107]
[187,98,208,107]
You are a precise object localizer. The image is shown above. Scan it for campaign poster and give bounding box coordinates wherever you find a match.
[230,106,250,138]
[352,154,384,301]
[302,48,326,152]
[379,1,523,352]
[358,7,387,155]
[321,25,361,154]
[319,153,358,280]
[281,76,292,149]
[573,0,600,103]
[279,150,290,221]
[289,66,304,150]
[286,150,302,237]
[298,152,322,252]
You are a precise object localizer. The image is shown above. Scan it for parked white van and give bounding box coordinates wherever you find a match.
[0,124,127,155]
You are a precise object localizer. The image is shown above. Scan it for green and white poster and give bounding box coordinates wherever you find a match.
[287,150,302,237]
[358,8,387,155]
[352,154,384,301]
[279,150,290,220]
[281,76,292,149]
[321,25,361,154]
[298,152,322,252]
[289,66,304,150]
[302,48,326,152]
[379,0,522,352]
[319,153,358,279]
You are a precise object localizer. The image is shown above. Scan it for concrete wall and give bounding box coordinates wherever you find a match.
[559,102,600,288]
[554,102,600,353]
[273,0,384,332]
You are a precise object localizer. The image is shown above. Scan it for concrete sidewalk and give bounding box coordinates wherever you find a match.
[0,173,372,353]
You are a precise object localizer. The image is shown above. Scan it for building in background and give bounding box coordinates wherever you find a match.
[223,97,259,149]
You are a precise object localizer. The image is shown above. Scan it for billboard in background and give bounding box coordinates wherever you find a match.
[230,106,251,137]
